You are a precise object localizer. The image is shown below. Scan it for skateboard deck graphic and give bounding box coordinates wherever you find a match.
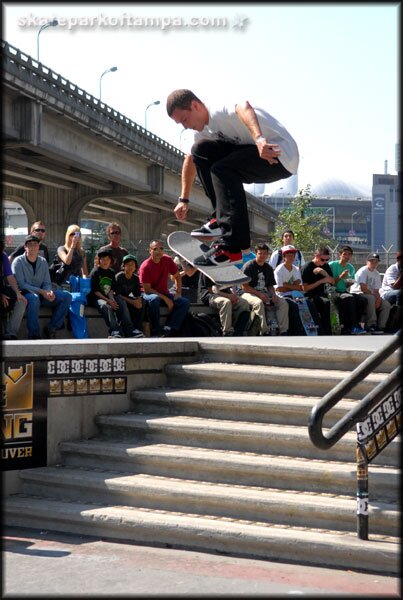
[325,284,342,335]
[291,291,318,336]
[265,303,279,335]
[168,231,250,288]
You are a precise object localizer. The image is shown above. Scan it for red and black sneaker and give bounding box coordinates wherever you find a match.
[194,244,243,267]
[190,218,223,239]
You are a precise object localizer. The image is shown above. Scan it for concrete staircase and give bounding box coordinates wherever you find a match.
[4,343,400,574]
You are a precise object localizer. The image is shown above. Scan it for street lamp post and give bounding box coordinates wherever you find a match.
[350,211,358,235]
[145,100,160,130]
[37,19,59,62]
[99,66,118,101]
[326,207,336,239]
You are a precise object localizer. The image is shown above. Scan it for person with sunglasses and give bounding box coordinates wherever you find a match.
[9,221,50,264]
[301,246,335,335]
[97,223,128,273]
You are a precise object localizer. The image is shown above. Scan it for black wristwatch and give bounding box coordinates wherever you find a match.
[178,197,189,203]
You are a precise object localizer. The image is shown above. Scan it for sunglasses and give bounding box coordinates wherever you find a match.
[34,228,46,233]
[151,247,164,251]
[319,257,330,262]
[109,231,120,235]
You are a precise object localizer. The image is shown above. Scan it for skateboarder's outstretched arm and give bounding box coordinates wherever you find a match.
[174,155,197,221]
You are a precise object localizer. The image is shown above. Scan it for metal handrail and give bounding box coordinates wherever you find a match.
[308,332,401,449]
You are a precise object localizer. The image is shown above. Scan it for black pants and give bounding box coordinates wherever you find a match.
[334,292,367,331]
[307,296,332,335]
[191,140,292,251]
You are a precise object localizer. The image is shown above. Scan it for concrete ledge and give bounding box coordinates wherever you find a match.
[14,303,215,339]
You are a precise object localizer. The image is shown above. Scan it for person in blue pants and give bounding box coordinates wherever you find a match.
[12,235,72,339]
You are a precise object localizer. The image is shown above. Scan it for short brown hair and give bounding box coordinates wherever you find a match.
[315,246,330,256]
[107,222,121,235]
[166,89,202,116]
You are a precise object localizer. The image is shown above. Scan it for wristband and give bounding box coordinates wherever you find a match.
[255,135,266,144]
[178,197,189,203]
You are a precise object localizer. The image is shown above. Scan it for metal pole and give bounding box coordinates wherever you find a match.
[356,441,369,540]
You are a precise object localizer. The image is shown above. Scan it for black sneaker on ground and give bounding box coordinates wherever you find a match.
[44,327,56,339]
[367,325,384,334]
[160,326,175,338]
[131,329,145,338]
[193,244,243,267]
[191,218,223,239]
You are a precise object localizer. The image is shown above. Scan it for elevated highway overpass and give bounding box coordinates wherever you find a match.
[2,41,278,253]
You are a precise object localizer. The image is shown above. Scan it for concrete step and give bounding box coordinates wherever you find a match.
[4,495,399,575]
[94,413,400,467]
[131,387,353,427]
[197,340,400,372]
[164,363,389,398]
[60,440,399,501]
[18,466,399,537]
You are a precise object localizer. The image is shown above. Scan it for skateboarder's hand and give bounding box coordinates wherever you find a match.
[256,138,281,165]
[174,201,189,221]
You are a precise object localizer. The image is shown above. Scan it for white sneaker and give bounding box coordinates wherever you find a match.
[131,329,145,338]
[108,331,122,338]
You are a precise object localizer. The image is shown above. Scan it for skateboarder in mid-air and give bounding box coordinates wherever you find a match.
[166,89,299,266]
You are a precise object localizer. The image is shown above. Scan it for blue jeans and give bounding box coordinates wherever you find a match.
[25,289,72,337]
[143,293,190,336]
[382,289,402,306]
[96,295,134,336]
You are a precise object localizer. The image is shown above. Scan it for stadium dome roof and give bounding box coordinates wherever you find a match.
[309,178,371,198]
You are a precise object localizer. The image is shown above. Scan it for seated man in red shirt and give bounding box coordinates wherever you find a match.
[138,240,190,337]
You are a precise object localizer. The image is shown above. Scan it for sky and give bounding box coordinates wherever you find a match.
[3,2,400,196]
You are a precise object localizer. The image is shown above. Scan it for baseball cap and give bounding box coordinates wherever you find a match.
[122,254,137,264]
[24,234,40,244]
[367,252,380,261]
[281,244,298,255]
[97,248,113,258]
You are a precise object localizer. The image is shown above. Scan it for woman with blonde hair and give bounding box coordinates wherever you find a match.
[55,224,88,284]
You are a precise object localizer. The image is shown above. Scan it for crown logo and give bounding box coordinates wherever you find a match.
[3,363,34,411]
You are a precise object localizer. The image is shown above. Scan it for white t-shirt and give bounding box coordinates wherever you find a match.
[380,263,400,297]
[274,263,302,297]
[350,265,382,294]
[191,101,299,174]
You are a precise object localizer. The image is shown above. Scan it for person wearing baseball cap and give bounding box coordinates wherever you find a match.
[273,244,311,335]
[380,251,402,311]
[97,247,113,258]
[366,252,380,261]
[281,244,299,255]
[350,253,391,333]
[89,247,137,338]
[11,234,72,339]
[114,254,144,338]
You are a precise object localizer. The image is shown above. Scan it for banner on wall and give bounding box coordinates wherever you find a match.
[1,360,47,471]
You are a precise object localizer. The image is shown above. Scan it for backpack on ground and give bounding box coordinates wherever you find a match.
[176,312,222,337]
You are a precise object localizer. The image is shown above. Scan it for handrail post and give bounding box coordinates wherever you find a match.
[356,440,369,540]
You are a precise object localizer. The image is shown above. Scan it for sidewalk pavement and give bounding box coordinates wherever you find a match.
[2,527,400,597]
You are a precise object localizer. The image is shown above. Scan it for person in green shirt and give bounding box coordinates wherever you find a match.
[329,245,367,335]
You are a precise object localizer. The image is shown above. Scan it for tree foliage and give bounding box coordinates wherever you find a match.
[268,185,336,252]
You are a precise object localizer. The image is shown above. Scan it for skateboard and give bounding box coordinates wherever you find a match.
[167,231,250,288]
[325,284,342,335]
[290,291,318,336]
[265,302,280,335]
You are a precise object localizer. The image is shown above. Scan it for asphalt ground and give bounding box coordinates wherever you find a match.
[2,527,401,598]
